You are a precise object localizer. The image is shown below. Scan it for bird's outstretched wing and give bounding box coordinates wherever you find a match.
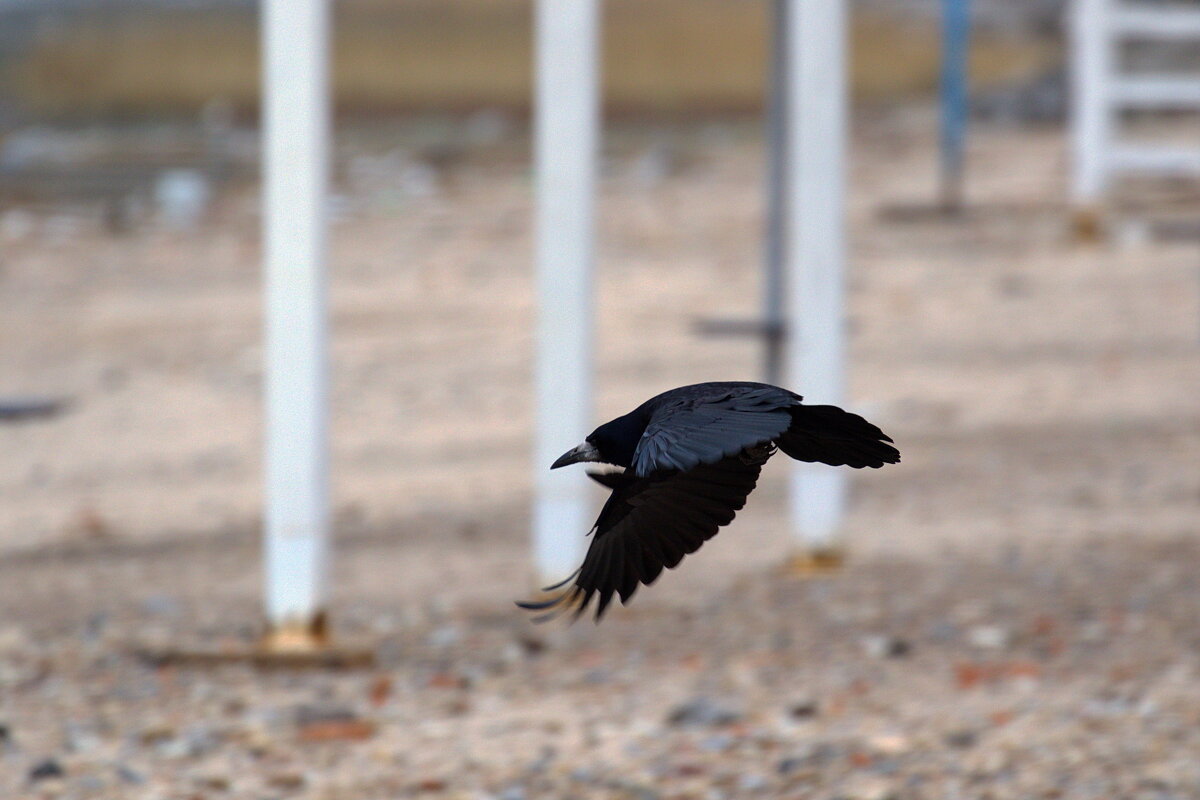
[631,385,797,477]
[517,450,769,622]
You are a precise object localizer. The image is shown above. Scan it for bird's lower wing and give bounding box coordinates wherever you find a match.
[517,451,768,622]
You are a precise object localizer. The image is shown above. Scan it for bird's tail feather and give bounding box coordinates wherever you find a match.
[778,405,900,469]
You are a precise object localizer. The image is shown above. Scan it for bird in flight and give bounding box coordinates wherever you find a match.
[518,381,899,622]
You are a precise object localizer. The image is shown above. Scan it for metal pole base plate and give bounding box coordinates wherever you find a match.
[134,613,376,669]
[261,612,330,653]
[783,547,847,576]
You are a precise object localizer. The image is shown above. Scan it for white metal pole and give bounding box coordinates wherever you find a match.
[261,0,331,639]
[533,0,598,583]
[784,0,848,552]
[764,0,789,386]
[1070,0,1111,209]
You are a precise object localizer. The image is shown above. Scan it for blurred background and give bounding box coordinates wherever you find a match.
[1,1,1199,798]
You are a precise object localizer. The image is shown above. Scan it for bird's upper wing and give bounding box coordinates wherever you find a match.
[517,451,767,622]
[630,385,797,477]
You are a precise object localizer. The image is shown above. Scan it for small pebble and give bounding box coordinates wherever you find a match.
[427,625,461,648]
[839,776,898,800]
[968,625,1012,650]
[583,669,610,685]
[738,773,768,792]
[297,719,376,742]
[77,775,105,793]
[155,737,193,759]
[517,635,546,656]
[0,626,30,653]
[294,704,358,726]
[195,773,232,791]
[1079,621,1107,643]
[867,734,910,756]
[115,765,145,785]
[267,772,306,791]
[944,729,979,749]
[779,742,841,774]
[778,757,804,775]
[29,759,65,782]
[861,635,912,659]
[666,697,742,727]
[927,621,959,642]
[698,734,733,752]
[142,595,182,617]
[788,699,819,719]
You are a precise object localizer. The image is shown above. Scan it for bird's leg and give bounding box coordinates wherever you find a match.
[740,442,777,466]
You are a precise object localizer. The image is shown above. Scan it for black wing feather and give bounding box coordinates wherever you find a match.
[519,451,767,622]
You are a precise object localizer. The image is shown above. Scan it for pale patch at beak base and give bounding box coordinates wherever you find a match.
[551,440,601,469]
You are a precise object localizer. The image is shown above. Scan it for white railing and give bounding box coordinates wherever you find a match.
[1110,6,1200,38]
[1071,0,1200,210]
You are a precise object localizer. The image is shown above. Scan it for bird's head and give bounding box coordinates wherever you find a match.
[551,413,644,470]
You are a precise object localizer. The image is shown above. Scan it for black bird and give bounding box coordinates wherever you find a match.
[518,381,899,622]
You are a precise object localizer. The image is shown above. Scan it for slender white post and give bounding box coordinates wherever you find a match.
[532,0,598,583]
[261,0,331,639]
[1070,0,1111,208]
[783,0,848,552]
[763,0,789,386]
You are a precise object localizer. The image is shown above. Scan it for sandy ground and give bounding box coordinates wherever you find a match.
[1,109,1199,799]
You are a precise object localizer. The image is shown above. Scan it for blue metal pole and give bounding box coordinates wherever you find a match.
[939,0,971,211]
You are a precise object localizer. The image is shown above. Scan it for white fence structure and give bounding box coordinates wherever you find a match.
[257,0,852,611]
[531,0,850,579]
[261,0,332,646]
[1071,0,1200,211]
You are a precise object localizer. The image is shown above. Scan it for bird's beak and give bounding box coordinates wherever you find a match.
[551,440,601,469]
